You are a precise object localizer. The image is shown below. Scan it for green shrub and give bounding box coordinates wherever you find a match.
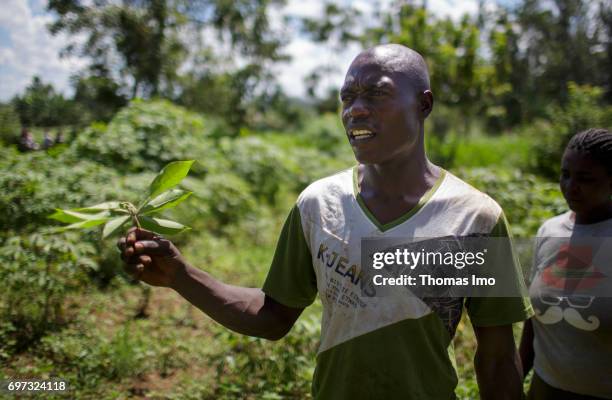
[529,83,612,179]
[72,99,210,173]
[220,136,292,205]
[181,173,257,231]
[0,147,146,231]
[0,232,96,356]
[456,167,566,237]
[298,113,346,156]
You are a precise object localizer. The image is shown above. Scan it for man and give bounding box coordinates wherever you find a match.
[119,44,532,399]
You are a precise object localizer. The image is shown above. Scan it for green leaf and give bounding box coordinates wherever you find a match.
[51,217,112,232]
[139,216,190,235]
[48,209,111,223]
[140,189,192,215]
[48,209,83,223]
[73,201,123,212]
[102,216,130,238]
[148,160,195,199]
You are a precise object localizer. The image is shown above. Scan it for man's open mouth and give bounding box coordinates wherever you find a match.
[349,129,376,140]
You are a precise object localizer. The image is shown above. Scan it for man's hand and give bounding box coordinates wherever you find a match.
[117,227,186,287]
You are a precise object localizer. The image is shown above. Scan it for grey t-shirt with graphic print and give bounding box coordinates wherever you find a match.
[530,211,612,398]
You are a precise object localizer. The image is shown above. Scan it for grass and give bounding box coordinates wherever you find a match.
[427,131,532,170]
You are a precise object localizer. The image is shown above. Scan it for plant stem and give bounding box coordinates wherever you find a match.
[132,214,142,229]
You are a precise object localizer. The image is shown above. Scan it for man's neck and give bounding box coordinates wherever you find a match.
[358,151,440,200]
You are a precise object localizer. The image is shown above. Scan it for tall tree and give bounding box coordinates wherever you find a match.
[11,76,79,127]
[516,0,610,106]
[48,0,188,98]
[302,1,490,132]
[47,0,287,100]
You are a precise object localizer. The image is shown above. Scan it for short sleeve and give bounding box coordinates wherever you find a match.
[262,204,317,308]
[465,212,534,327]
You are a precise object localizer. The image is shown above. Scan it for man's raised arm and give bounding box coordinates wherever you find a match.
[117,228,304,341]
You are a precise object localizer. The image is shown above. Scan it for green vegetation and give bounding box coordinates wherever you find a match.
[1,0,611,397]
[1,99,570,398]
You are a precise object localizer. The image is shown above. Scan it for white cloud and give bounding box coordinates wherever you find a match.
[282,0,324,19]
[273,38,360,98]
[0,0,85,101]
[428,0,480,20]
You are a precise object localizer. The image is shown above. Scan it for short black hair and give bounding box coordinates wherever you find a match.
[566,128,612,173]
[352,44,431,93]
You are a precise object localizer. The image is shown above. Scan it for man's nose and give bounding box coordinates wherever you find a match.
[349,98,370,119]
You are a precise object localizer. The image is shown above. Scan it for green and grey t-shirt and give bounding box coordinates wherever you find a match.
[530,212,612,398]
[263,167,533,400]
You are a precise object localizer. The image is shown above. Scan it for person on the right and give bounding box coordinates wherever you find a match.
[519,128,612,399]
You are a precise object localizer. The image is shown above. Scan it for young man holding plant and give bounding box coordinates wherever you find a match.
[118,44,532,399]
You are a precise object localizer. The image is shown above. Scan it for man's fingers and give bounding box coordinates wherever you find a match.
[125,262,146,280]
[121,245,135,262]
[138,255,152,265]
[133,239,171,255]
[127,228,157,245]
[124,253,151,265]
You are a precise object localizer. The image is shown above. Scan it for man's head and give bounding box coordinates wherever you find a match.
[340,44,433,165]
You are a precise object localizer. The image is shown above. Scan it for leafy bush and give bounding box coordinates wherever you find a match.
[0,147,152,232]
[529,83,612,179]
[0,232,96,356]
[219,136,292,205]
[181,172,257,231]
[72,99,210,173]
[298,113,346,156]
[456,167,566,237]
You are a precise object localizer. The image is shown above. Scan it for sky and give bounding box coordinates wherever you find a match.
[0,0,494,101]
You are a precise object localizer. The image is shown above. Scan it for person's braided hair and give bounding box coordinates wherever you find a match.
[566,128,612,173]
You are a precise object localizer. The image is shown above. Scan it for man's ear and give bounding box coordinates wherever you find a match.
[420,90,434,118]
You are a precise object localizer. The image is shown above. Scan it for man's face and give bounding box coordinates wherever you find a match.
[340,59,422,165]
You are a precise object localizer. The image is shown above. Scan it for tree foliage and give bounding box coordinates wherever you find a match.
[47,0,287,119]
[11,76,81,128]
[299,0,612,131]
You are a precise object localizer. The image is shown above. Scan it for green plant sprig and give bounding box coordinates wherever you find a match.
[49,160,195,238]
